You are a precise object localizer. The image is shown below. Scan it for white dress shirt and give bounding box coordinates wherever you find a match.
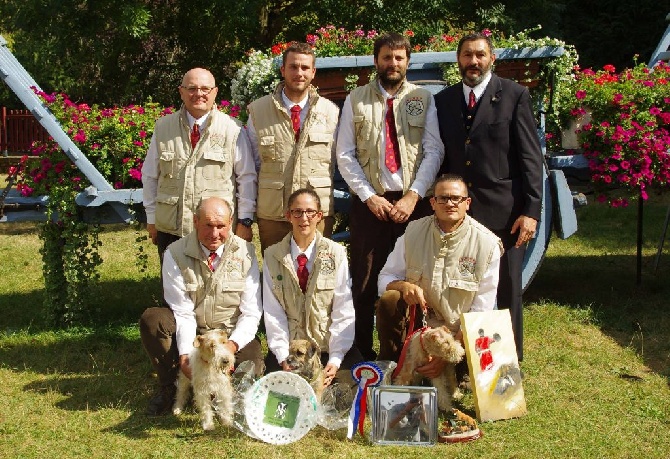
[462,72,493,105]
[378,231,501,312]
[335,80,445,202]
[142,110,257,224]
[262,237,355,369]
[162,241,262,356]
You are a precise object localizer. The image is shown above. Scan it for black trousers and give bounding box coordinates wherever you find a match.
[348,193,433,360]
[494,229,526,362]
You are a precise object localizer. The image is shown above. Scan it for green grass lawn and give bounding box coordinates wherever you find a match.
[1,190,669,458]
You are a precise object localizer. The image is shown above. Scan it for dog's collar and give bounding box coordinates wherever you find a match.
[418,327,429,354]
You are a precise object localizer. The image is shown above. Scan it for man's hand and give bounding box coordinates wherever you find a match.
[224,340,238,357]
[416,356,447,379]
[179,354,192,380]
[511,215,538,248]
[389,190,419,223]
[147,223,158,245]
[388,280,427,309]
[365,195,393,221]
[323,363,338,387]
[235,223,253,242]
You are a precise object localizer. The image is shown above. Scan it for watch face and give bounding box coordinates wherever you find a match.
[240,218,253,227]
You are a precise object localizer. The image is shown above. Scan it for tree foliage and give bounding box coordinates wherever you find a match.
[0,0,667,106]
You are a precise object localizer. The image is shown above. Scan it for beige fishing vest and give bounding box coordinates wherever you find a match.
[349,80,431,195]
[249,83,339,220]
[264,232,346,351]
[169,231,255,334]
[154,106,241,236]
[404,215,503,332]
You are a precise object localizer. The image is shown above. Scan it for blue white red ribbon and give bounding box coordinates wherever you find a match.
[347,361,383,439]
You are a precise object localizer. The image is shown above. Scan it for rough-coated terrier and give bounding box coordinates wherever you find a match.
[393,326,466,411]
[285,339,325,400]
[172,329,235,430]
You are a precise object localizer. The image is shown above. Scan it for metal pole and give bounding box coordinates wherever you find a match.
[653,204,670,272]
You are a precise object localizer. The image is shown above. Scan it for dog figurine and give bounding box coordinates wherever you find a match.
[285,339,325,401]
[393,326,466,411]
[172,329,235,431]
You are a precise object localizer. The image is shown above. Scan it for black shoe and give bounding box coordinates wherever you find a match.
[146,384,176,416]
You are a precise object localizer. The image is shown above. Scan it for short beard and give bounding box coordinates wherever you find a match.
[378,68,406,89]
[459,63,493,87]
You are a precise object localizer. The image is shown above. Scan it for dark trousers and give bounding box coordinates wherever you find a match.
[264,345,364,387]
[349,193,433,360]
[376,291,425,362]
[494,230,526,361]
[139,306,265,387]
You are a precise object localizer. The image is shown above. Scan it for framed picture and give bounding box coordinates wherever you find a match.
[370,385,437,446]
[461,309,527,422]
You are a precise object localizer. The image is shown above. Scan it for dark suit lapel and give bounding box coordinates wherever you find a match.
[445,85,467,141]
[469,74,503,135]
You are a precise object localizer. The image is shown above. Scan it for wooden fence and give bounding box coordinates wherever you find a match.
[1,107,50,155]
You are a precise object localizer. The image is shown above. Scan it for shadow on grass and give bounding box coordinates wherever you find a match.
[526,251,670,382]
[0,277,162,331]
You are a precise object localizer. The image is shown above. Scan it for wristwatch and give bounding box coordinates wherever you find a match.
[238,217,254,228]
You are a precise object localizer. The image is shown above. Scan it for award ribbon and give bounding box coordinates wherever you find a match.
[347,361,383,439]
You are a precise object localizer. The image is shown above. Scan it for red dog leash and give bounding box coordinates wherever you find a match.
[392,303,428,379]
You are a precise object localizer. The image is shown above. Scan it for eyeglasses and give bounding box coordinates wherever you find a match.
[180,85,216,95]
[434,195,469,205]
[289,209,319,219]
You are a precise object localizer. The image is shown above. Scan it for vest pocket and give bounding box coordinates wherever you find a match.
[258,178,285,218]
[353,115,371,141]
[406,117,426,147]
[307,132,333,161]
[308,176,332,214]
[159,150,175,178]
[259,135,278,161]
[447,278,479,292]
[155,193,179,232]
[202,149,230,179]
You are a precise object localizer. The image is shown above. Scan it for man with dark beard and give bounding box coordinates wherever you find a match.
[433,33,543,361]
[336,32,444,360]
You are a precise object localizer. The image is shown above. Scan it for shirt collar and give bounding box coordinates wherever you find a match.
[281,89,309,111]
[199,242,222,258]
[290,236,317,261]
[186,110,210,130]
[462,71,493,105]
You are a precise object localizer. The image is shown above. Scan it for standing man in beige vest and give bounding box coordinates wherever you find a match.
[142,67,257,264]
[336,33,444,360]
[247,43,340,253]
[376,174,502,379]
[262,189,362,386]
[139,197,263,415]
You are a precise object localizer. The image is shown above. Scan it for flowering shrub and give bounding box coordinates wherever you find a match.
[15,90,240,326]
[230,50,281,112]
[566,61,670,206]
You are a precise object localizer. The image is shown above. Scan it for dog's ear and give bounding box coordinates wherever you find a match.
[217,329,228,344]
[193,335,203,348]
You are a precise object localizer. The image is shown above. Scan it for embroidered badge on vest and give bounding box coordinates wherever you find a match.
[405,97,425,116]
[310,111,329,128]
[458,256,476,276]
[209,133,226,150]
[221,256,244,279]
[317,251,335,275]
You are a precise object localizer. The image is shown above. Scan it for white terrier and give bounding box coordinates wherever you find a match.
[173,329,235,430]
[393,326,465,411]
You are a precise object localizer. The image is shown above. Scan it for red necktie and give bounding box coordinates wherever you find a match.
[468,90,476,110]
[296,253,308,293]
[385,98,401,173]
[191,123,200,149]
[290,105,301,141]
[207,251,217,272]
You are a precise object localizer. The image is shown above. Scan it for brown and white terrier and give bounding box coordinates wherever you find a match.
[173,329,235,430]
[285,339,325,401]
[393,326,465,411]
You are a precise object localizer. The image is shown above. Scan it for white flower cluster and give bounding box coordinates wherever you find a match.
[230,51,281,109]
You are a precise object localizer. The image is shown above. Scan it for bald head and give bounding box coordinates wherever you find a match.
[179,67,218,118]
[194,197,233,251]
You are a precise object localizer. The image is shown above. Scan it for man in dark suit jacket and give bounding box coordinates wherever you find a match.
[434,33,543,361]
